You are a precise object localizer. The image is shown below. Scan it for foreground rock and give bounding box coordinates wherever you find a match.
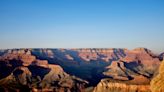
[151,60,164,92]
[93,78,151,92]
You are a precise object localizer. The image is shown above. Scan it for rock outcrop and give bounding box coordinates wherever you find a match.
[93,79,151,92]
[150,60,164,92]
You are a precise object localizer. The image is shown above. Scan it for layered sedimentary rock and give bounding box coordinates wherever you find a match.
[103,48,160,82]
[0,49,36,66]
[0,49,88,92]
[150,60,164,92]
[76,48,126,62]
[93,79,151,92]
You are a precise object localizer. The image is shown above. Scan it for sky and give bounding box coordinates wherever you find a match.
[0,0,164,53]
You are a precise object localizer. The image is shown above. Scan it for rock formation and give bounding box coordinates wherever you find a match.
[150,60,164,92]
[0,48,162,92]
[93,79,151,92]
[0,49,88,92]
[103,48,160,83]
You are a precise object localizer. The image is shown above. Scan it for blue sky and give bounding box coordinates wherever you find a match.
[0,0,164,53]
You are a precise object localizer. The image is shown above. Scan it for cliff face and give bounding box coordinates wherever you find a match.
[103,48,160,82]
[150,60,164,92]
[93,79,151,92]
[30,48,127,63]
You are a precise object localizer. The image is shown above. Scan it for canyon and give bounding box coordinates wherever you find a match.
[0,48,162,92]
